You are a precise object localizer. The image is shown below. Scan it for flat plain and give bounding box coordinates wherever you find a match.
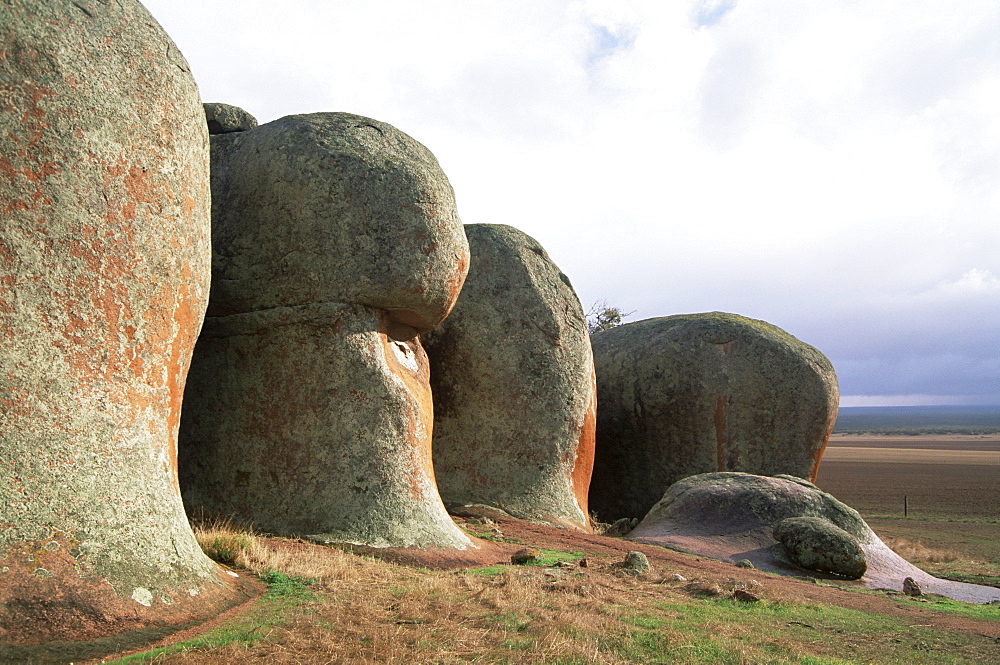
[815,435,1000,581]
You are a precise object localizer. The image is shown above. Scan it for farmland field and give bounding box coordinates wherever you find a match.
[816,435,1000,520]
[815,435,1000,582]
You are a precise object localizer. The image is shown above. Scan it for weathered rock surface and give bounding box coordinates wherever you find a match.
[180,115,472,549]
[772,516,867,579]
[628,473,1000,603]
[203,102,257,134]
[0,1,248,657]
[589,312,839,521]
[423,224,595,530]
[180,303,471,549]
[204,112,469,332]
[903,576,923,597]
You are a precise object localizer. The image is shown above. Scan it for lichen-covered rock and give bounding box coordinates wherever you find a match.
[590,312,839,521]
[205,112,469,332]
[203,102,257,134]
[180,113,471,550]
[0,0,247,656]
[628,473,1000,603]
[422,224,595,530]
[631,473,870,543]
[180,303,472,549]
[772,516,867,579]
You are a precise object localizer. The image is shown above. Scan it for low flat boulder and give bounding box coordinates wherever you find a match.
[589,312,839,521]
[628,472,1000,603]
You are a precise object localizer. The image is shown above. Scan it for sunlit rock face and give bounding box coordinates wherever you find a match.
[423,224,596,531]
[0,1,247,657]
[202,113,469,332]
[180,113,472,550]
[589,312,839,522]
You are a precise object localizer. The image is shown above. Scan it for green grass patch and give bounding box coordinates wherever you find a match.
[101,573,315,664]
[466,548,582,577]
[632,597,997,664]
[895,594,1000,622]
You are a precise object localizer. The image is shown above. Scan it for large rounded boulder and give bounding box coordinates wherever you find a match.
[204,112,469,332]
[628,473,1000,603]
[423,225,595,530]
[589,312,839,521]
[180,112,472,550]
[0,1,248,658]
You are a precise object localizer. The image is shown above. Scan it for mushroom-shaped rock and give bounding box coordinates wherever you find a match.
[772,516,867,579]
[627,473,1000,603]
[422,224,595,530]
[589,312,839,521]
[179,113,472,550]
[0,1,249,658]
[204,112,469,332]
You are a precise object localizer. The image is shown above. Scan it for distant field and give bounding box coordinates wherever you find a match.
[817,436,1000,521]
[816,434,1000,581]
[834,405,1000,435]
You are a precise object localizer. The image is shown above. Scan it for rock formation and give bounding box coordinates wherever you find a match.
[0,1,248,658]
[203,102,258,134]
[589,312,839,521]
[772,516,867,579]
[422,225,595,530]
[180,112,472,549]
[628,473,1000,603]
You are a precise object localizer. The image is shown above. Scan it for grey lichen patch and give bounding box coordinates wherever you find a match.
[32,568,53,580]
[131,587,154,607]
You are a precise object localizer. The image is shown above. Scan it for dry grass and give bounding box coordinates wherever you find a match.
[883,536,962,563]
[179,520,743,664]
[106,519,1000,664]
[193,518,359,585]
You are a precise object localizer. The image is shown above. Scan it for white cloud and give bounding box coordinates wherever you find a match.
[143,0,1000,404]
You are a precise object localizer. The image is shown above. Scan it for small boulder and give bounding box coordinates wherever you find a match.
[903,577,923,597]
[773,516,867,579]
[735,559,756,569]
[604,518,639,537]
[684,581,724,597]
[511,548,541,565]
[203,102,258,134]
[623,551,651,574]
[733,589,762,603]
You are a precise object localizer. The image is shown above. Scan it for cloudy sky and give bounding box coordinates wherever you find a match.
[144,0,1000,407]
